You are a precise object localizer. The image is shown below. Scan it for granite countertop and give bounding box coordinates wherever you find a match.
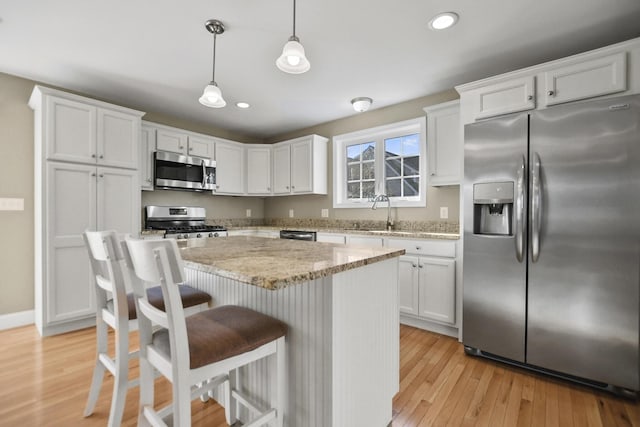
[231,226,460,240]
[179,236,405,290]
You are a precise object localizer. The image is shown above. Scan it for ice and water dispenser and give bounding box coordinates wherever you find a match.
[473,182,514,236]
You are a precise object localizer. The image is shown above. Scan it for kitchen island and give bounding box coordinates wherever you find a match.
[179,236,404,427]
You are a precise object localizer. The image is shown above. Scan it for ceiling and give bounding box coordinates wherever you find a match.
[2,0,640,139]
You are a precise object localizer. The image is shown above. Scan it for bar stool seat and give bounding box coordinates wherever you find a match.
[106,285,212,320]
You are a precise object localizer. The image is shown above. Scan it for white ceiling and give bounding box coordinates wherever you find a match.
[1,0,640,139]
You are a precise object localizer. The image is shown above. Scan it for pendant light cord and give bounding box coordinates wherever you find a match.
[292,0,296,37]
[211,32,217,83]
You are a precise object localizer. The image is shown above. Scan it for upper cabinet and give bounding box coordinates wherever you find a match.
[457,38,640,124]
[156,127,214,158]
[140,124,155,191]
[273,135,328,195]
[424,100,462,186]
[246,145,272,195]
[33,89,143,169]
[214,138,245,195]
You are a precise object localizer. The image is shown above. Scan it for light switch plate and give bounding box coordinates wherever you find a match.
[0,198,24,211]
[289,209,294,218]
[440,207,449,219]
[246,209,252,217]
[321,208,329,218]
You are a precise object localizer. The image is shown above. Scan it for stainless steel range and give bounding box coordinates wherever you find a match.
[145,206,227,239]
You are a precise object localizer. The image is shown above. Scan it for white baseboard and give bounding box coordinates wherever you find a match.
[0,310,35,331]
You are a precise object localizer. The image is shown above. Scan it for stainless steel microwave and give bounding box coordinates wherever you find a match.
[154,151,216,192]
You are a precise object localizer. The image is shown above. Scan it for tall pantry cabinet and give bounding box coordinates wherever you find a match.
[29,86,145,336]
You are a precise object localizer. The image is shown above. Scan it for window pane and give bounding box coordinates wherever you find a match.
[404,156,420,176]
[361,142,376,160]
[347,164,360,181]
[386,179,401,197]
[347,182,361,199]
[402,134,420,156]
[362,181,376,199]
[362,162,375,179]
[384,137,401,158]
[347,144,361,162]
[404,177,419,196]
[385,158,401,177]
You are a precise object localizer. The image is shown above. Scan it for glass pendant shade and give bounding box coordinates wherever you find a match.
[199,83,226,108]
[276,38,310,74]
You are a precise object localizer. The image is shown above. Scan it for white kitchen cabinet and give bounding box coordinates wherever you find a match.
[156,127,214,158]
[214,139,245,195]
[317,233,346,244]
[30,85,143,336]
[272,135,328,195]
[346,235,384,247]
[140,123,155,190]
[472,76,536,121]
[41,92,141,169]
[246,145,272,195]
[541,52,627,107]
[386,238,457,332]
[424,100,462,186]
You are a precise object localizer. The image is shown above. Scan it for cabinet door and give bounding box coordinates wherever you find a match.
[156,128,188,154]
[317,233,346,244]
[542,52,626,107]
[474,76,536,120]
[45,96,97,164]
[247,146,272,194]
[291,138,313,193]
[426,101,462,186]
[97,108,139,169]
[418,257,455,324]
[96,167,140,235]
[140,124,155,190]
[188,135,214,158]
[214,141,245,194]
[272,143,291,194]
[398,256,419,315]
[46,162,96,323]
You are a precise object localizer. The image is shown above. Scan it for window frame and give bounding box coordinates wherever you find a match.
[333,117,427,208]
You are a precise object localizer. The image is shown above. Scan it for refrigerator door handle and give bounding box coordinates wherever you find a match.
[531,152,542,262]
[515,155,526,262]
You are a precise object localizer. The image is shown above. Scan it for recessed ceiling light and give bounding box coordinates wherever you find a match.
[428,12,459,30]
[236,102,250,109]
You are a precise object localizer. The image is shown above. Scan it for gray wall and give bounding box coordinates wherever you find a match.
[264,89,460,222]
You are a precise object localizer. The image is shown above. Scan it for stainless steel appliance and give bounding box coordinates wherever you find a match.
[145,206,227,239]
[463,94,640,395]
[279,230,317,241]
[154,151,216,192]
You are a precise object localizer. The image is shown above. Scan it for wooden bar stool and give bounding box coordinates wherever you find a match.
[124,237,287,427]
[82,231,212,427]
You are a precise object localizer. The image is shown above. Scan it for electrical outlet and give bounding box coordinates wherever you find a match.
[246,209,252,217]
[289,209,294,218]
[321,208,329,218]
[440,207,449,219]
[0,198,24,211]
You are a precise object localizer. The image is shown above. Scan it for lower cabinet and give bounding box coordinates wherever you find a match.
[398,255,456,324]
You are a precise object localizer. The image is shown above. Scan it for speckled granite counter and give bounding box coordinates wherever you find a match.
[179,235,405,290]
[227,225,459,240]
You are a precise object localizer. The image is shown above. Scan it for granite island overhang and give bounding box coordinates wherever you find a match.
[178,236,405,427]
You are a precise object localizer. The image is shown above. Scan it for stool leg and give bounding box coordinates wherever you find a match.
[84,319,108,417]
[107,326,129,427]
[275,337,286,427]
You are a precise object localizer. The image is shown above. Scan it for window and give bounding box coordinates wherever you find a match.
[333,118,427,208]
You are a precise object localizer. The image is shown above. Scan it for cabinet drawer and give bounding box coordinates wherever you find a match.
[347,235,384,247]
[317,233,346,244]
[385,238,455,257]
[542,52,626,107]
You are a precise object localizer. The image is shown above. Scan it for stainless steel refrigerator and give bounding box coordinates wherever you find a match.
[463,93,640,395]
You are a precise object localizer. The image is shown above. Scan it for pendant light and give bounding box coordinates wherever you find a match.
[199,19,226,108]
[276,0,310,74]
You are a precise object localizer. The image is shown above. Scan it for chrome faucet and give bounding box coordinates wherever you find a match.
[371,194,393,231]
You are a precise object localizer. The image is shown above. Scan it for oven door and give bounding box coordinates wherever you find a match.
[154,151,216,191]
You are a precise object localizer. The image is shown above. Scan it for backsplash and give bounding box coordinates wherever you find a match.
[209,217,460,234]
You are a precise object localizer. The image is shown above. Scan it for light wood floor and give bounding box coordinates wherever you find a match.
[0,324,637,426]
